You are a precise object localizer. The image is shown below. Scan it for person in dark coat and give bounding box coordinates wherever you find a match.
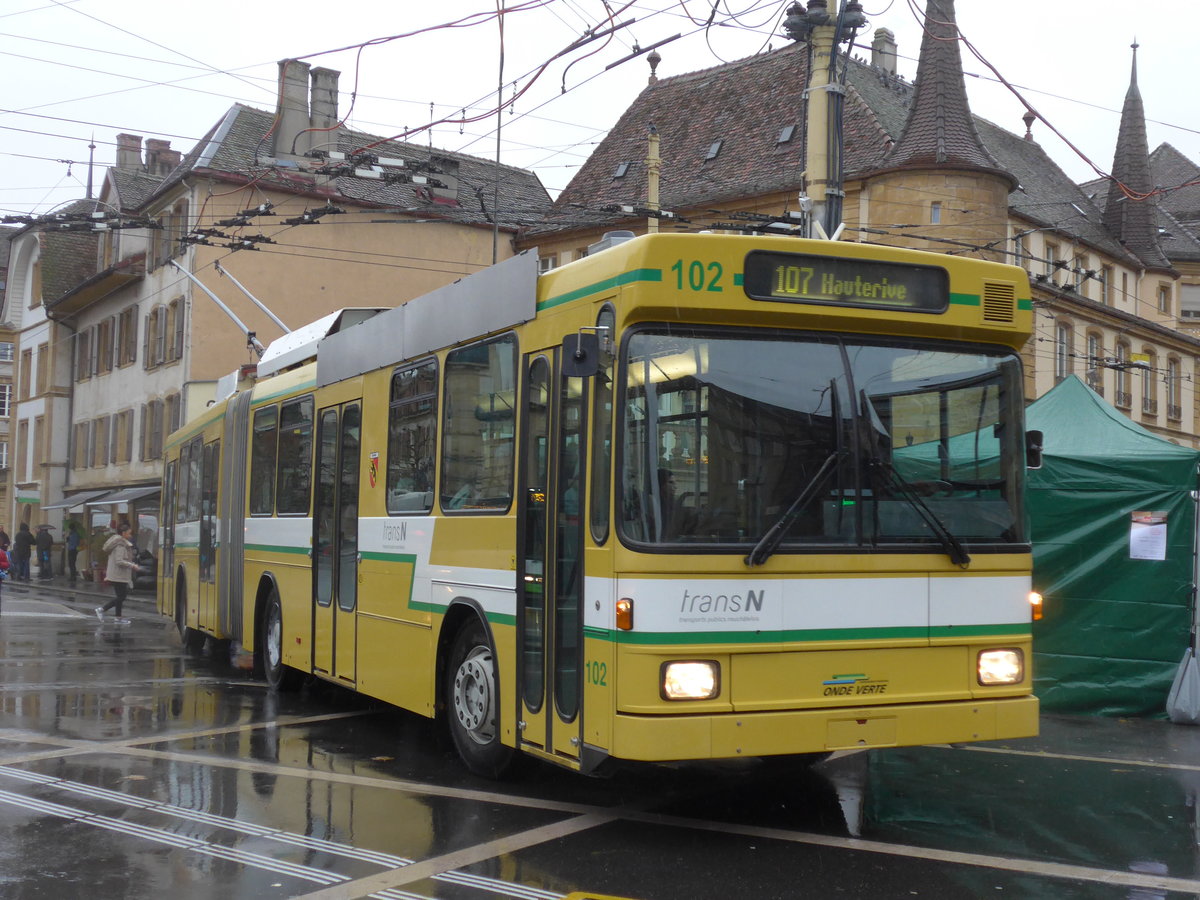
[35,525,53,580]
[0,525,10,551]
[12,523,34,582]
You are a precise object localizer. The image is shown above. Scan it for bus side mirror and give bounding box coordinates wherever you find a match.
[562,332,600,377]
[1025,429,1043,470]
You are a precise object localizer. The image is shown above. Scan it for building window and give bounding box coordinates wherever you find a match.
[930,201,942,225]
[1013,236,1031,267]
[1085,333,1103,394]
[1072,254,1088,294]
[75,328,94,382]
[33,415,44,480]
[118,305,139,366]
[17,420,27,480]
[1168,358,1182,421]
[0,441,8,470]
[1055,321,1073,382]
[1101,266,1114,305]
[116,409,134,464]
[1045,241,1060,278]
[35,343,48,395]
[1115,342,1131,408]
[1141,350,1158,416]
[19,349,31,400]
[0,342,12,362]
[151,199,189,270]
[538,255,558,275]
[73,421,89,470]
[92,415,111,467]
[705,140,722,161]
[1158,283,1173,314]
[0,383,10,418]
[776,124,796,144]
[96,317,115,375]
[166,298,185,362]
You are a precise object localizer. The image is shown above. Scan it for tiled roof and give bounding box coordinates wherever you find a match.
[538,37,1146,266]
[143,105,549,230]
[40,199,100,304]
[1148,143,1200,230]
[873,0,1010,184]
[107,168,163,212]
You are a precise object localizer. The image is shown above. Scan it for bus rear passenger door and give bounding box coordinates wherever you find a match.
[198,439,219,632]
[313,401,361,684]
[517,352,586,764]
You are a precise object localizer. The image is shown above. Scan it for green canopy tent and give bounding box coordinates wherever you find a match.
[1027,375,1199,715]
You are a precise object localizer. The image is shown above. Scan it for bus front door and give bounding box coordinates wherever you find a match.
[313,402,361,684]
[517,353,586,764]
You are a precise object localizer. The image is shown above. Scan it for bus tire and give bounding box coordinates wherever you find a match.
[445,619,515,778]
[263,588,301,692]
[177,583,205,653]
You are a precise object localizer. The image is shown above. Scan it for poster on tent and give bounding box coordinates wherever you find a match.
[1129,511,1168,561]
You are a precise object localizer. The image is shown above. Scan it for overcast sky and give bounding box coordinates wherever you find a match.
[1,0,1196,219]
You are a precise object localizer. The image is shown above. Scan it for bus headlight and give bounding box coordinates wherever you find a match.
[661,661,720,700]
[978,649,1024,685]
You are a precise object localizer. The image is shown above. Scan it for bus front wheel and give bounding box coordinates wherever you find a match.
[263,589,301,692]
[445,619,515,778]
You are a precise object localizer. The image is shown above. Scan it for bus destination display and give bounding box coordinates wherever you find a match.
[743,250,949,313]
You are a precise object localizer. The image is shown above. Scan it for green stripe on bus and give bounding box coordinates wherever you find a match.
[538,268,662,311]
[245,543,309,555]
[579,622,1030,645]
[949,292,979,306]
[250,381,317,407]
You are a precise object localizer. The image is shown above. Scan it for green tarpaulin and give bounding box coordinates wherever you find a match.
[1028,376,1199,716]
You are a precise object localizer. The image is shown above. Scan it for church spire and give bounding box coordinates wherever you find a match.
[875,0,1011,185]
[1102,42,1172,271]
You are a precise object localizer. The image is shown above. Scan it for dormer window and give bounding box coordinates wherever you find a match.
[777,125,796,145]
[705,140,722,161]
[613,162,630,178]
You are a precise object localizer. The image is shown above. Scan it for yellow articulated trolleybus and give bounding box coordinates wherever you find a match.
[159,232,1043,777]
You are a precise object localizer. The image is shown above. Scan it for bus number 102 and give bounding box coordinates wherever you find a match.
[774,265,815,296]
[671,259,724,292]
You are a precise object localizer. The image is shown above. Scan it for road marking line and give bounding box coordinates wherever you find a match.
[295,813,616,900]
[960,743,1200,773]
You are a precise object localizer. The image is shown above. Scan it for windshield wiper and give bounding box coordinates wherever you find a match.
[873,461,972,567]
[745,450,845,567]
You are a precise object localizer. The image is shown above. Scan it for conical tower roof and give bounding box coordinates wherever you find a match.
[1102,43,1173,272]
[874,0,1013,186]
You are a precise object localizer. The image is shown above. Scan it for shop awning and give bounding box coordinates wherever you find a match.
[41,489,114,510]
[94,485,160,505]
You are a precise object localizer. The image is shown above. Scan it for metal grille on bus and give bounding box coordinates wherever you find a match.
[981,282,1017,323]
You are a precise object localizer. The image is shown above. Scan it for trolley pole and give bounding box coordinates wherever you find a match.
[784,1,867,239]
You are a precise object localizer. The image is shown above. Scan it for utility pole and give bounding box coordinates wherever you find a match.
[783,0,867,239]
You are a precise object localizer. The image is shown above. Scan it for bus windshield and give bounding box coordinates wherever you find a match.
[619,327,1027,552]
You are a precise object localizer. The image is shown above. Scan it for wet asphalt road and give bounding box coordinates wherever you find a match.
[2,584,1200,899]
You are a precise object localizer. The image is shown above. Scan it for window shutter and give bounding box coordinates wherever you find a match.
[139,403,148,459]
[173,300,185,361]
[142,314,151,369]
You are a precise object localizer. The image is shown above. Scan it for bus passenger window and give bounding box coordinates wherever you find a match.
[441,334,517,512]
[387,360,437,514]
[276,396,313,515]
[250,406,278,515]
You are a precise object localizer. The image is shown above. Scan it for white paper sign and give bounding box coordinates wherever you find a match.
[1130,511,1168,561]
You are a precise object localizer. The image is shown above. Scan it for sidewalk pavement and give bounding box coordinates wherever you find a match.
[3,570,158,612]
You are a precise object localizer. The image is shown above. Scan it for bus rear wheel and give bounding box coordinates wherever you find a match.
[263,588,301,692]
[445,619,515,778]
[177,584,205,653]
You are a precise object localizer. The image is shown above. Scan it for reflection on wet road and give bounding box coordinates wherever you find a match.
[3,596,1200,899]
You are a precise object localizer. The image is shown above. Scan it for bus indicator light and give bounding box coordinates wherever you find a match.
[616,598,633,631]
[1029,591,1044,621]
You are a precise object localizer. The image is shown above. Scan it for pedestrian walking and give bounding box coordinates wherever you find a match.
[95,522,139,624]
[35,525,53,580]
[0,546,9,614]
[12,523,33,582]
[64,522,82,582]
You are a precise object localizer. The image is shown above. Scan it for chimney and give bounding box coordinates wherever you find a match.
[116,133,143,172]
[272,59,313,159]
[871,28,897,75]
[310,67,341,141]
[144,139,181,176]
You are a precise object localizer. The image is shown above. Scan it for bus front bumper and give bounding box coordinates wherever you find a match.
[610,695,1038,761]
